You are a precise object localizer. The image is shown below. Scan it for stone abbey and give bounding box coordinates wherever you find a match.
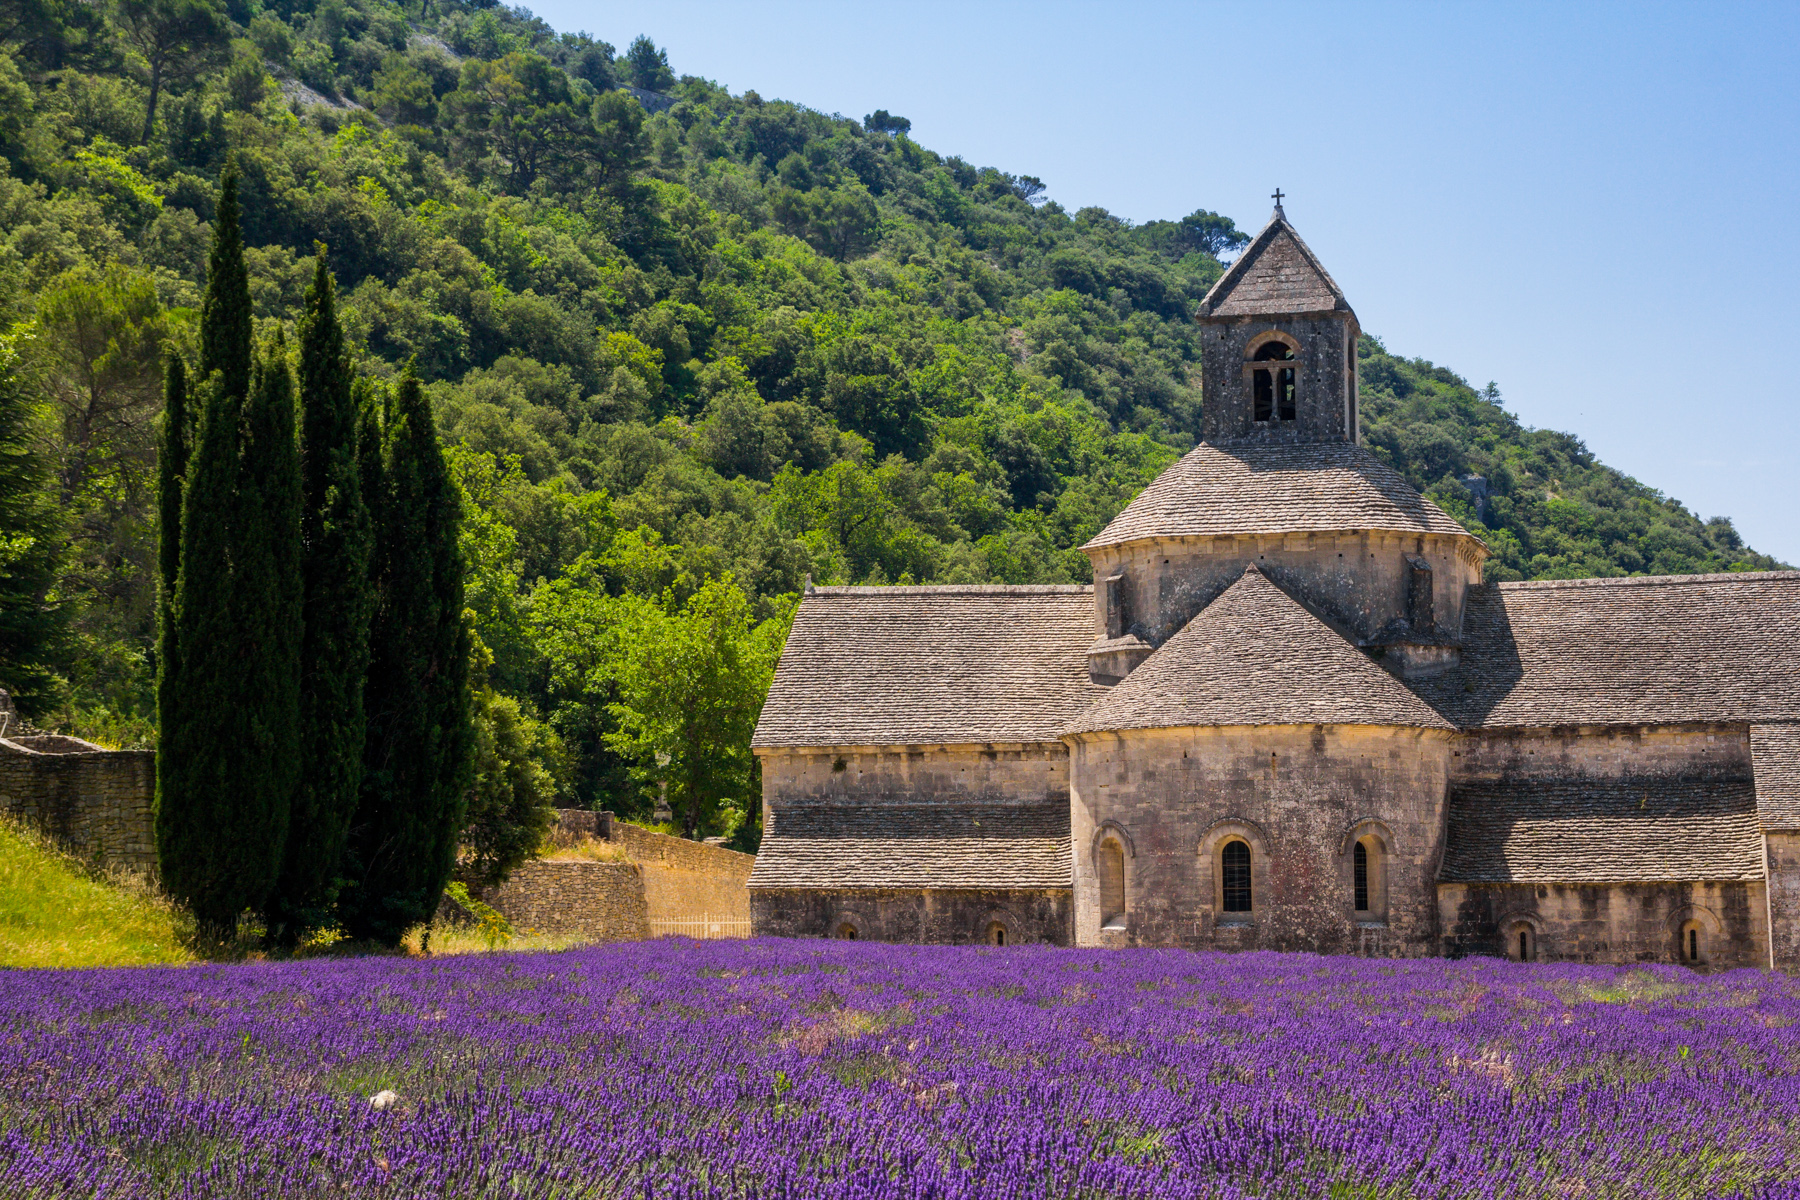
[748,202,1800,968]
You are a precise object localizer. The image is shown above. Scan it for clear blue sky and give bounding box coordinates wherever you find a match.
[525,0,1800,565]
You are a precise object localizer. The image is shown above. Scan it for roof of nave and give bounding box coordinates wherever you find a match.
[1195,210,1353,320]
[1409,571,1800,729]
[1063,566,1453,736]
[1439,776,1764,883]
[1752,724,1800,831]
[1081,441,1476,551]
[748,802,1070,890]
[752,585,1107,749]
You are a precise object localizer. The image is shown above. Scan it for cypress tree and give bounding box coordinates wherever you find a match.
[342,366,472,945]
[156,167,303,937]
[153,355,186,813]
[270,252,371,941]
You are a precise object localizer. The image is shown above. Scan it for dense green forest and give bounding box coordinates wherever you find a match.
[0,0,1782,845]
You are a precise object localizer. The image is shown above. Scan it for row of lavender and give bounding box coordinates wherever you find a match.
[2,940,1798,1198]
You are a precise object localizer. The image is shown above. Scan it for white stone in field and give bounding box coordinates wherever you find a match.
[369,1090,399,1110]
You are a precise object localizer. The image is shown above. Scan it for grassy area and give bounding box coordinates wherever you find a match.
[0,817,191,969]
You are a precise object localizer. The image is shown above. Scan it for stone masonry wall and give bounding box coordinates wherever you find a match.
[758,744,1069,813]
[1451,725,1752,784]
[484,859,649,941]
[1438,880,1769,968]
[751,887,1070,946]
[1767,832,1800,970]
[1068,724,1455,955]
[1088,531,1482,651]
[1198,314,1355,445]
[605,820,754,924]
[0,737,155,871]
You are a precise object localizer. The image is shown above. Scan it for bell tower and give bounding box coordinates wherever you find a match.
[1195,194,1362,445]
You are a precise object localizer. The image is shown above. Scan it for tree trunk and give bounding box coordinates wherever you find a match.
[142,57,163,145]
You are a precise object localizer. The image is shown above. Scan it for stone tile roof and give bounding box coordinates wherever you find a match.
[1411,572,1800,729]
[748,803,1070,890]
[752,586,1106,748]
[1064,567,1453,735]
[1752,724,1800,830]
[1439,777,1763,883]
[1082,442,1475,550]
[1196,213,1352,319]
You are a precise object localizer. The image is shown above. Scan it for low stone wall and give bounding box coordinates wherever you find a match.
[0,735,155,872]
[478,811,754,941]
[604,819,754,926]
[484,859,650,941]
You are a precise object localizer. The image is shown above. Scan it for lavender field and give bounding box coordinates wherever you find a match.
[3,941,1798,1199]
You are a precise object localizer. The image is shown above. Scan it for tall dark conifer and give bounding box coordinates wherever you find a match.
[270,252,371,940]
[153,355,187,839]
[156,166,303,936]
[342,366,472,945]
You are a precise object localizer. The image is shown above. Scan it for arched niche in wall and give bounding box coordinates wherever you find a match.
[1497,910,1544,963]
[1670,904,1723,967]
[829,909,871,941]
[979,906,1021,947]
[1198,817,1272,926]
[1091,820,1135,932]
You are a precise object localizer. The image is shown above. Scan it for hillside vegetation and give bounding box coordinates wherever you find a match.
[0,0,1781,836]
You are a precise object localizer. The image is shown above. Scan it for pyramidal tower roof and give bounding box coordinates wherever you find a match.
[1082,441,1478,550]
[1196,204,1353,320]
[1063,567,1452,736]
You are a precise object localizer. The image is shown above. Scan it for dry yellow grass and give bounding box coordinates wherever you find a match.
[0,816,192,968]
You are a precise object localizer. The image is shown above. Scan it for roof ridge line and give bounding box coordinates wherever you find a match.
[806,584,1093,595]
[1493,570,1800,591]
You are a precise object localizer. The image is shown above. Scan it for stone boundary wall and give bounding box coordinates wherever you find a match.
[0,736,155,872]
[483,860,649,941]
[478,811,754,940]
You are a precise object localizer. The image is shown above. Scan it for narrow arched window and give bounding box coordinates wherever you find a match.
[1097,839,1126,929]
[988,921,1008,947]
[1221,840,1252,913]
[1353,841,1369,912]
[835,921,858,941]
[1252,341,1296,423]
[1688,927,1698,962]
[1519,929,1529,960]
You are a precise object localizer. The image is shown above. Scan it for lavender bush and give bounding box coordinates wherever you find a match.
[2,940,1797,1198]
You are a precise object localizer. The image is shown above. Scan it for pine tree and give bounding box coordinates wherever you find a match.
[270,252,370,941]
[343,366,472,945]
[0,337,66,715]
[156,167,303,937]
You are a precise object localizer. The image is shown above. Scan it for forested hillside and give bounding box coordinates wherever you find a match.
[0,0,1782,841]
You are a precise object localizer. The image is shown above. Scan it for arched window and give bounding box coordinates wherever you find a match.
[834,921,858,941]
[1349,834,1387,922]
[1504,921,1536,962]
[987,921,1008,947]
[1221,840,1252,913]
[1251,340,1297,423]
[1680,919,1705,965]
[1097,839,1126,929]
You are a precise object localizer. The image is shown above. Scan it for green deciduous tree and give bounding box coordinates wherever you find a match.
[622,35,672,91]
[602,577,790,841]
[343,366,473,946]
[0,336,67,715]
[269,251,371,941]
[460,632,564,889]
